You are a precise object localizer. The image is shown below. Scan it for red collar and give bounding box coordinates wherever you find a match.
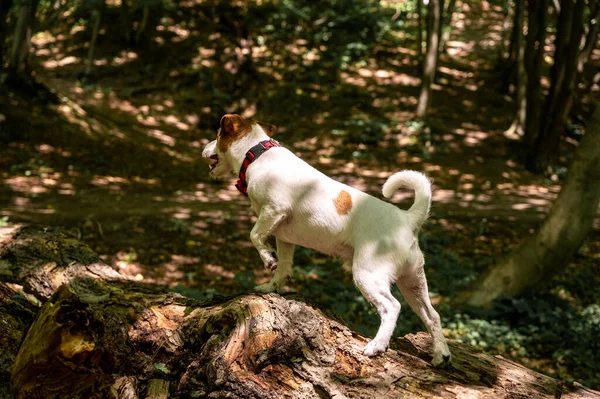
[235,139,281,196]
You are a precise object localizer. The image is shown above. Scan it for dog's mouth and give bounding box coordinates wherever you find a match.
[209,154,219,170]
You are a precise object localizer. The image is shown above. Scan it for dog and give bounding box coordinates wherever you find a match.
[202,114,451,366]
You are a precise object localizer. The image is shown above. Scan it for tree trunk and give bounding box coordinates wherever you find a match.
[523,0,550,159]
[416,0,442,119]
[577,0,599,74]
[529,0,585,173]
[505,0,526,138]
[466,104,600,307]
[496,0,525,95]
[2,226,600,398]
[416,0,424,60]
[5,0,38,79]
[135,5,149,44]
[0,0,14,70]
[85,4,103,77]
[440,0,455,54]
[120,0,131,43]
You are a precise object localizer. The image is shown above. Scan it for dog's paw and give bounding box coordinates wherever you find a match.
[432,351,452,368]
[362,340,387,357]
[254,282,278,293]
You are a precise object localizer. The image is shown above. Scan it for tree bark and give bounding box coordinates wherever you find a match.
[439,0,455,54]
[9,282,600,399]
[0,281,38,399]
[5,0,38,79]
[416,0,442,119]
[523,0,550,159]
[505,0,526,138]
[529,0,585,172]
[120,0,132,43]
[577,0,600,74]
[85,3,104,77]
[416,0,424,60]
[2,226,600,398]
[0,0,14,70]
[135,4,149,44]
[0,225,121,300]
[467,104,600,307]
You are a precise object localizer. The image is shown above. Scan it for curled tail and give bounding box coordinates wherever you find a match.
[382,170,432,231]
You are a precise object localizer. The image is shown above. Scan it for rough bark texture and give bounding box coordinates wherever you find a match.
[0,225,121,300]
[2,225,600,399]
[467,105,600,307]
[0,282,38,399]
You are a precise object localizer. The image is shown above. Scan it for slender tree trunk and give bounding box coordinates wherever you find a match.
[0,0,14,69]
[523,0,550,159]
[506,0,526,138]
[135,4,149,44]
[498,0,514,64]
[467,104,600,307]
[6,0,38,78]
[120,0,131,43]
[416,0,442,119]
[440,0,456,54]
[577,0,599,74]
[498,0,518,95]
[530,0,585,172]
[84,4,103,77]
[417,0,424,60]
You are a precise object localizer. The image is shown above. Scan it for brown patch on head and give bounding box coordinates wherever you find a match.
[333,190,353,216]
[218,114,253,152]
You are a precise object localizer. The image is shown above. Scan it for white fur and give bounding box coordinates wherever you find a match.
[203,121,451,366]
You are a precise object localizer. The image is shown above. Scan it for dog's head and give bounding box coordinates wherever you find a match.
[202,114,276,179]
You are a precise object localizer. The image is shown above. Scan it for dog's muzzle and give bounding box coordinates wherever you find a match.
[209,154,219,170]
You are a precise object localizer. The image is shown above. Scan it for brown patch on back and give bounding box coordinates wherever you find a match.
[218,114,253,152]
[333,190,353,216]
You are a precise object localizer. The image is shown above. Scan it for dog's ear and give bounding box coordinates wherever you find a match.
[220,114,249,136]
[258,122,276,137]
[218,114,253,152]
[249,119,276,137]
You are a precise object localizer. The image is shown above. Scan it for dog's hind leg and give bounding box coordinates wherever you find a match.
[255,238,295,293]
[396,264,451,367]
[353,265,401,357]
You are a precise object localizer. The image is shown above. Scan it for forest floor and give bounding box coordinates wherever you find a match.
[1,0,599,388]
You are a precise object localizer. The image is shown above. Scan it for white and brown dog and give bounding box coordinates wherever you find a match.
[202,114,451,366]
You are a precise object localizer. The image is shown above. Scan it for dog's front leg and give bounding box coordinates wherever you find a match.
[249,207,287,272]
[255,239,295,293]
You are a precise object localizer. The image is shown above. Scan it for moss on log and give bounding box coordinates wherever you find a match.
[2,225,600,398]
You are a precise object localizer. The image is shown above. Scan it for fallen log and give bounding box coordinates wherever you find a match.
[0,225,121,300]
[0,282,38,399]
[2,225,600,398]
